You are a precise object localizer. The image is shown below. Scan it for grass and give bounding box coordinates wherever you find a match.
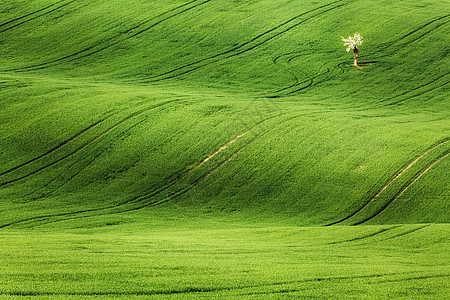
[0,0,449,298]
[0,224,449,299]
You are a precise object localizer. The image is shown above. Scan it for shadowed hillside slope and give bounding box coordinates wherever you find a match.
[0,0,449,228]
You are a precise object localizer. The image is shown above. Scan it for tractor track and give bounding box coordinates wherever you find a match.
[0,272,412,297]
[0,100,178,188]
[385,79,450,107]
[271,49,346,96]
[2,0,211,72]
[354,149,450,225]
[0,0,77,34]
[139,1,348,83]
[377,274,450,284]
[328,226,400,244]
[0,128,264,229]
[0,111,282,228]
[326,138,450,226]
[230,273,406,296]
[0,110,324,229]
[371,15,450,58]
[20,110,159,200]
[381,225,429,241]
[373,73,450,107]
[330,225,430,245]
[0,113,116,177]
[79,110,324,212]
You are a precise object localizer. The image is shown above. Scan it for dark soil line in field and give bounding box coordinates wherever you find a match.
[0,134,261,230]
[0,100,177,188]
[365,14,450,57]
[0,112,117,177]
[115,110,326,210]
[23,110,162,199]
[140,1,348,83]
[378,73,449,106]
[0,111,283,228]
[272,55,302,92]
[0,111,322,229]
[381,225,429,241]
[326,138,450,226]
[2,0,209,72]
[213,273,406,296]
[286,67,332,95]
[381,17,449,57]
[110,111,297,208]
[386,79,450,106]
[377,274,450,284]
[276,61,347,97]
[1,272,410,297]
[0,0,65,28]
[355,149,450,225]
[0,0,77,34]
[271,50,344,97]
[61,0,212,66]
[328,226,400,244]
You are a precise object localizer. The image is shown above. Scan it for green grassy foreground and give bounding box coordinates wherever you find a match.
[0,0,449,298]
[1,223,449,299]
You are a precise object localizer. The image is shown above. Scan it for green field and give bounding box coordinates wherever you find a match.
[0,0,449,298]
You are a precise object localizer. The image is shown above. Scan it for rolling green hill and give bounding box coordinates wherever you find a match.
[0,0,448,298]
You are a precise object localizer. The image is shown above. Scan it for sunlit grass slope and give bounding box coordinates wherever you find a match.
[0,0,449,227]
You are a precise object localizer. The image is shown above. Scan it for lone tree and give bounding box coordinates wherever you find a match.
[342,33,363,67]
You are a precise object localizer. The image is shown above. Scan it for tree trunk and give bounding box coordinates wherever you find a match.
[353,47,359,67]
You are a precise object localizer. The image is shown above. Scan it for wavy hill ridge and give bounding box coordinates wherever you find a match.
[0,0,449,228]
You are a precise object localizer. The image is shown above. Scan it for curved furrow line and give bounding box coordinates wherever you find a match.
[0,0,65,28]
[117,111,288,206]
[326,138,450,226]
[0,273,406,297]
[377,73,449,105]
[285,67,332,95]
[0,112,282,228]
[378,73,450,105]
[377,274,450,284]
[0,137,255,229]
[222,273,402,295]
[0,0,77,34]
[0,111,119,177]
[0,100,178,188]
[328,226,400,245]
[21,116,295,228]
[380,17,449,57]
[386,79,450,106]
[2,0,209,72]
[240,274,449,296]
[108,113,294,207]
[140,1,347,83]
[19,112,157,200]
[365,15,450,58]
[271,53,327,95]
[354,149,450,225]
[0,110,323,228]
[381,225,429,241]
[338,225,429,245]
[111,110,327,210]
[271,47,347,96]
[272,55,301,92]
[129,135,260,210]
[352,74,449,111]
[277,64,336,96]
[0,202,113,229]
